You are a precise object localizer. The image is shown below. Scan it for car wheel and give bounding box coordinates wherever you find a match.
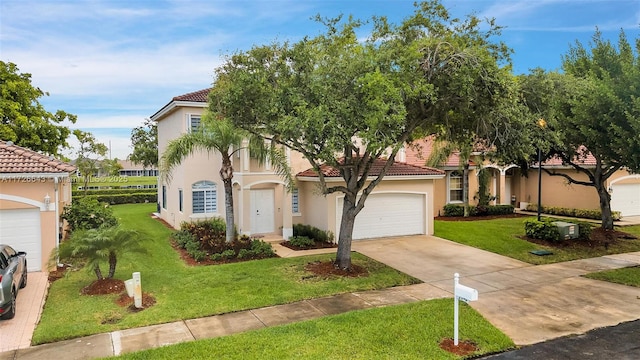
[20,271,27,289]
[1,289,16,320]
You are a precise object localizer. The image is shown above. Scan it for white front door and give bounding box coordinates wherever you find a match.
[251,189,274,234]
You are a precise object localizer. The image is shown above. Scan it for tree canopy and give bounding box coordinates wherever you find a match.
[129,118,158,169]
[521,30,640,229]
[0,61,76,155]
[211,1,521,269]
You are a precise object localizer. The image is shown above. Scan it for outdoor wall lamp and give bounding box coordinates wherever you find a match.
[44,194,51,210]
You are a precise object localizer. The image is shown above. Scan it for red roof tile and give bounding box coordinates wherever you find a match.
[297,158,444,178]
[539,146,597,167]
[0,141,76,174]
[405,136,476,168]
[172,88,211,103]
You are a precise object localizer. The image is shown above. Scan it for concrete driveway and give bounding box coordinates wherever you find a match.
[0,272,49,352]
[353,235,640,345]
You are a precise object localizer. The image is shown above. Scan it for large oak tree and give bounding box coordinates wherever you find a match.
[211,1,521,270]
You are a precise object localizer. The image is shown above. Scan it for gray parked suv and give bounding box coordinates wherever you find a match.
[0,244,27,320]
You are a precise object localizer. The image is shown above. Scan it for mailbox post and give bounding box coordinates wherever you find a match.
[453,273,478,346]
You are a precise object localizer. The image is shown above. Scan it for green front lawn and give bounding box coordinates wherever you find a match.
[113,299,514,360]
[71,175,157,190]
[584,266,640,287]
[33,204,419,345]
[435,217,640,265]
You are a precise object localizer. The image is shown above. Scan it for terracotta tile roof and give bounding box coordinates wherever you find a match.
[404,137,476,168]
[0,141,76,174]
[297,158,444,178]
[539,146,597,167]
[172,88,211,103]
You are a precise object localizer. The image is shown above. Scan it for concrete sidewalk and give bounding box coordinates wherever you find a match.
[2,235,640,359]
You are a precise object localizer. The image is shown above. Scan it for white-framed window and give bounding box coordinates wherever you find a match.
[162,185,167,209]
[292,188,300,214]
[448,171,463,203]
[178,189,183,212]
[192,181,217,214]
[188,114,201,132]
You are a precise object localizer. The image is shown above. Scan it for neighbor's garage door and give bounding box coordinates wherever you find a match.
[0,209,42,272]
[611,183,640,217]
[338,193,425,240]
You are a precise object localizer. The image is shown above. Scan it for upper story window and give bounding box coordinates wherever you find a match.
[448,171,463,203]
[292,188,299,213]
[188,114,202,132]
[192,181,217,214]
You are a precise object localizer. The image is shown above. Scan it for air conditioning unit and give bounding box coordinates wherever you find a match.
[553,221,579,240]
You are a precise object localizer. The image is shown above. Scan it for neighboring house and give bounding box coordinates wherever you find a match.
[0,141,76,271]
[404,138,640,218]
[152,89,446,240]
[117,159,158,177]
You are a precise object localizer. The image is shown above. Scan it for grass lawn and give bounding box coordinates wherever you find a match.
[33,204,420,345]
[113,299,514,360]
[434,217,640,265]
[584,266,640,287]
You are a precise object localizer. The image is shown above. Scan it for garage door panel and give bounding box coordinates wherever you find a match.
[611,184,640,217]
[338,193,426,240]
[0,209,42,272]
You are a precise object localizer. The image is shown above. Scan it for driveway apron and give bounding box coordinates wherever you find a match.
[0,272,49,352]
[353,236,640,346]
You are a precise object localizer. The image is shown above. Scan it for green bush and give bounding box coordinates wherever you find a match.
[288,236,314,248]
[524,218,561,242]
[62,197,118,232]
[172,230,195,248]
[293,224,334,243]
[576,221,593,240]
[237,240,276,259]
[180,218,228,253]
[72,193,157,205]
[443,204,514,217]
[525,204,621,221]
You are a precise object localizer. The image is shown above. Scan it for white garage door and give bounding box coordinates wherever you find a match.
[337,193,425,240]
[611,183,640,217]
[0,209,42,272]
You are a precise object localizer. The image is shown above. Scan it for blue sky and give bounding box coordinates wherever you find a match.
[2,0,639,160]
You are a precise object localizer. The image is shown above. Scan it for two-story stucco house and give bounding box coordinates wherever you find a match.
[404,138,640,218]
[0,141,75,271]
[152,89,446,240]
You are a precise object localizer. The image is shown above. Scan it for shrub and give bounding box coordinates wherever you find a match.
[524,218,561,242]
[172,230,196,248]
[576,221,593,240]
[293,224,334,243]
[180,218,228,253]
[288,236,314,248]
[62,197,118,232]
[525,204,621,221]
[443,204,514,217]
[72,193,157,205]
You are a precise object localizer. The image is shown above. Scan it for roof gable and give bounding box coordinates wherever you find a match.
[0,141,76,174]
[151,88,211,121]
[172,88,211,102]
[405,137,476,168]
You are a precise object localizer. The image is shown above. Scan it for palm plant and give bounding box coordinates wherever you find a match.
[160,113,292,243]
[58,226,145,280]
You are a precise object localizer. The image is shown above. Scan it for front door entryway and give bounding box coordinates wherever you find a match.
[250,189,274,234]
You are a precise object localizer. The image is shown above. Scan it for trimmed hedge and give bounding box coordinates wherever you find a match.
[442,204,515,217]
[293,224,335,243]
[72,192,157,205]
[524,218,593,242]
[525,204,621,221]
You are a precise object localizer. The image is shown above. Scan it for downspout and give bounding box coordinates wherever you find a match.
[54,176,61,265]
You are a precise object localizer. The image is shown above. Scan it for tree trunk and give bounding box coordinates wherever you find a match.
[596,182,614,230]
[220,156,235,243]
[463,162,470,217]
[107,252,117,279]
[94,265,103,280]
[335,196,358,271]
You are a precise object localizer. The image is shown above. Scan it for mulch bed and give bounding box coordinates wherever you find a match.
[439,338,478,356]
[81,278,126,295]
[114,292,157,312]
[521,227,637,249]
[304,260,368,278]
[48,264,71,282]
[280,241,338,251]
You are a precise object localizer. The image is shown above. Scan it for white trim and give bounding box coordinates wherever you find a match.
[150,100,206,121]
[447,171,463,203]
[0,193,49,211]
[609,174,640,185]
[242,179,287,190]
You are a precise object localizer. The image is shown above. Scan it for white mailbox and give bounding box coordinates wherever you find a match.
[453,273,478,346]
[455,283,478,303]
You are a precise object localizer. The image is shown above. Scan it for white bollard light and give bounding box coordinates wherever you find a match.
[133,272,142,309]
